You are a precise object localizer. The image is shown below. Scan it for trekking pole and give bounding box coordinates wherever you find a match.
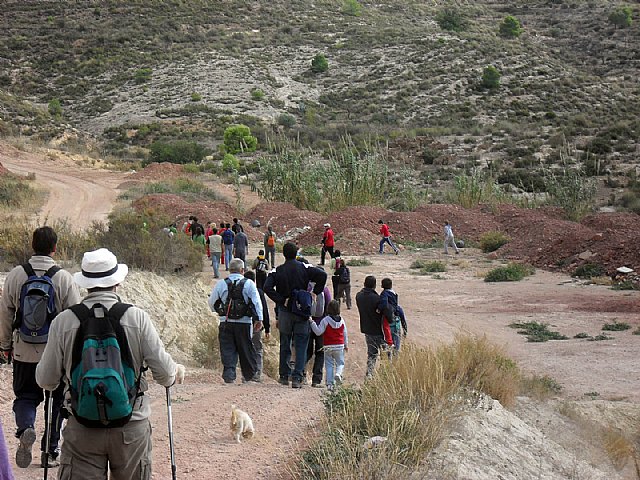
[166,387,177,480]
[43,391,53,480]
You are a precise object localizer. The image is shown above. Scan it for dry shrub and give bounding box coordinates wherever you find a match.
[603,428,637,471]
[293,335,520,479]
[192,318,220,369]
[520,374,562,400]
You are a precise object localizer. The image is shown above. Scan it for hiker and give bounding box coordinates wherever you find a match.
[191,216,204,241]
[335,259,352,310]
[330,250,342,299]
[320,223,335,265]
[204,222,214,258]
[208,259,262,384]
[231,217,244,234]
[263,242,327,388]
[444,221,460,255]
[181,216,193,235]
[304,276,332,387]
[233,227,250,265]
[35,248,185,479]
[263,226,277,267]
[309,300,348,390]
[378,220,399,255]
[209,227,223,279]
[244,270,270,382]
[356,275,392,378]
[221,223,235,271]
[0,226,81,469]
[0,418,14,480]
[379,277,407,353]
[251,250,270,290]
[192,224,206,252]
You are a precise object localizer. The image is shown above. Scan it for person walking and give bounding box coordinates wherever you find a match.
[263,243,327,388]
[233,228,249,265]
[0,226,81,469]
[221,224,235,271]
[304,279,332,387]
[209,227,223,278]
[378,220,399,255]
[35,248,185,479]
[251,250,270,290]
[335,260,352,310]
[320,223,335,265]
[444,221,460,254]
[208,259,262,384]
[356,275,392,378]
[309,300,348,390]
[263,226,277,268]
[231,217,244,234]
[244,270,270,382]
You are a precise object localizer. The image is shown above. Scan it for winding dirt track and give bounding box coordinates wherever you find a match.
[0,143,127,228]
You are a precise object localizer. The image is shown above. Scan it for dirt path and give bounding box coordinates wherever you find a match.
[0,143,127,229]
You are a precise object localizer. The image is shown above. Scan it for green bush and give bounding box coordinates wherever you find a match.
[479,231,510,253]
[342,0,363,17]
[542,154,597,221]
[602,321,631,332]
[190,92,202,102]
[485,263,533,282]
[482,65,501,89]
[609,6,633,28]
[277,113,296,129]
[223,124,258,154]
[311,53,329,73]
[436,7,468,32]
[147,140,208,165]
[499,15,523,38]
[134,67,152,84]
[222,153,240,172]
[572,263,605,278]
[509,321,568,342]
[250,89,265,101]
[410,259,446,272]
[48,98,62,118]
[0,177,34,207]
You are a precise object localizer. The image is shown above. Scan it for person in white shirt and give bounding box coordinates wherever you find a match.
[444,221,460,255]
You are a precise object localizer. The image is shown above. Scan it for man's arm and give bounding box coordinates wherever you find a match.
[138,311,178,387]
[208,281,224,312]
[0,270,17,353]
[244,281,263,322]
[263,272,285,305]
[308,267,328,294]
[35,319,65,391]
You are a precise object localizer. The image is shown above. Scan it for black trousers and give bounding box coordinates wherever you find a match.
[218,322,257,383]
[320,246,334,265]
[305,332,324,385]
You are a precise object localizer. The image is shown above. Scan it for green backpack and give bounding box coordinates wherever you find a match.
[69,303,143,428]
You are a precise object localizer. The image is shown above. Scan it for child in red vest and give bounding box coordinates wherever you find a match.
[309,300,348,389]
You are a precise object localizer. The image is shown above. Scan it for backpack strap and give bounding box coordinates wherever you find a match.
[21,263,36,277]
[44,265,61,278]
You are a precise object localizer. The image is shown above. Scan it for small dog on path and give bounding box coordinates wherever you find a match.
[230,404,254,443]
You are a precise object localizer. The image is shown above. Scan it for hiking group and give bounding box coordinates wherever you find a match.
[0,227,185,479]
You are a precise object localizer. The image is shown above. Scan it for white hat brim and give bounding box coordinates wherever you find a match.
[74,264,129,289]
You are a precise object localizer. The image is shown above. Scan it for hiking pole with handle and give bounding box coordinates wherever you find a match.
[166,386,177,480]
[43,390,53,480]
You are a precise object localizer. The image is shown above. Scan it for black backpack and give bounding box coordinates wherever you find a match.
[69,303,144,428]
[339,266,350,285]
[214,278,251,320]
[15,264,61,344]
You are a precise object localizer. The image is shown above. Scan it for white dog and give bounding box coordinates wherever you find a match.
[230,404,254,443]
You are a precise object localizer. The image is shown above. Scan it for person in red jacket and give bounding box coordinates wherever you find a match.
[320,223,335,265]
[308,300,348,390]
[378,220,399,255]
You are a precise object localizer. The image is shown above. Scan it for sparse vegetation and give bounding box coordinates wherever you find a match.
[520,374,562,400]
[481,65,501,90]
[485,263,534,282]
[602,321,631,331]
[410,259,446,273]
[134,67,152,84]
[509,321,568,342]
[499,15,523,38]
[573,263,605,278]
[341,0,363,17]
[311,53,329,73]
[192,319,220,368]
[48,98,62,118]
[609,6,633,29]
[436,7,468,32]
[147,140,208,166]
[346,258,371,267]
[0,176,35,208]
[479,231,510,253]
[223,124,258,154]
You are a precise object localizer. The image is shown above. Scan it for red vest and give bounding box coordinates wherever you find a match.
[324,323,345,346]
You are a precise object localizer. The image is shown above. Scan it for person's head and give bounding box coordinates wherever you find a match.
[334,249,341,258]
[268,225,273,232]
[212,228,218,235]
[364,275,376,289]
[258,249,265,256]
[381,277,392,290]
[220,220,226,227]
[283,242,298,260]
[233,218,239,224]
[75,248,128,292]
[244,270,255,281]
[32,226,57,256]
[326,299,341,316]
[229,258,245,273]
[445,220,450,226]
[188,215,194,223]
[324,223,330,229]
[378,219,383,225]
[193,216,198,223]
[225,223,231,228]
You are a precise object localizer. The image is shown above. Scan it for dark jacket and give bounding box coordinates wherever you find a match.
[264,260,327,308]
[356,287,384,336]
[256,288,270,334]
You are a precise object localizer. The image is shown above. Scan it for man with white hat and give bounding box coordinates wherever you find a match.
[36,248,185,480]
[320,223,335,266]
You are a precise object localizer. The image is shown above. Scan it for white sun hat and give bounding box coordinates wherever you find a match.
[324,223,331,227]
[74,248,129,289]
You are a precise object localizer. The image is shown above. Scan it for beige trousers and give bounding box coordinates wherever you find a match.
[58,417,152,480]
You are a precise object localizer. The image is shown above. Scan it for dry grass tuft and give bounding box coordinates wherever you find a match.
[602,427,637,471]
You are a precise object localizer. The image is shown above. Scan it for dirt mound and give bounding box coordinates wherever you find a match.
[246,201,324,236]
[130,162,187,181]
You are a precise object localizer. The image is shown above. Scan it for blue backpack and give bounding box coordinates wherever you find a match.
[222,229,234,245]
[15,264,60,344]
[290,289,313,317]
[69,303,143,428]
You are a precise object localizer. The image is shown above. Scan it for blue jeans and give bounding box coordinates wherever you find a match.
[211,252,221,278]
[224,244,233,269]
[277,307,310,382]
[324,347,345,386]
[379,236,398,253]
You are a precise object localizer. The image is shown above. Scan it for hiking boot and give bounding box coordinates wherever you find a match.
[251,373,263,383]
[395,250,399,255]
[278,377,289,386]
[291,380,303,389]
[16,427,36,468]
[311,383,324,388]
[41,452,60,468]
